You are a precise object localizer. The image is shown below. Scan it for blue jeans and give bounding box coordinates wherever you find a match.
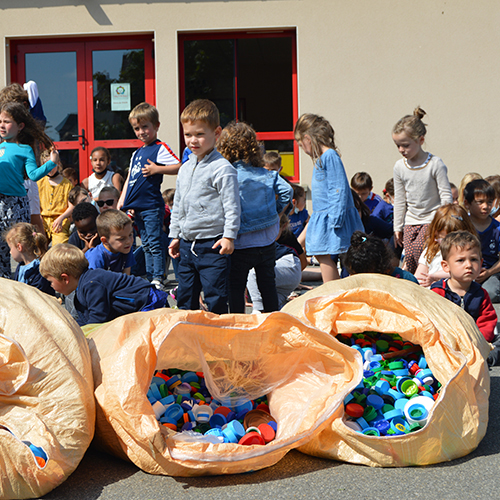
[176,237,230,314]
[134,207,165,282]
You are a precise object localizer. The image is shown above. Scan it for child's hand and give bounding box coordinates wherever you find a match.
[83,233,100,251]
[417,272,433,288]
[168,238,180,259]
[213,237,234,255]
[394,231,404,247]
[476,267,490,284]
[52,216,64,233]
[142,159,160,177]
[50,148,60,164]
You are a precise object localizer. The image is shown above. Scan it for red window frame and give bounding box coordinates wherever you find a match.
[178,30,299,182]
[9,35,155,180]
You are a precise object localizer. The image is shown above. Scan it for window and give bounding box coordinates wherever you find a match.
[179,30,298,181]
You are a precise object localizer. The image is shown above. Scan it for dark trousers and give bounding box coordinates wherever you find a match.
[176,237,230,314]
[229,243,279,313]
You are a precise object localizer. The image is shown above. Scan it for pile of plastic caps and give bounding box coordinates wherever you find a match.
[147,369,277,445]
[337,332,440,436]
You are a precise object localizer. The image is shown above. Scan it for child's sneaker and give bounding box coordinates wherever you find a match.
[151,279,168,292]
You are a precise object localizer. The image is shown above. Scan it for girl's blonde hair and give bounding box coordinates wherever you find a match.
[294,113,337,165]
[392,106,427,141]
[217,121,264,167]
[4,223,49,259]
[458,172,482,207]
[424,204,477,264]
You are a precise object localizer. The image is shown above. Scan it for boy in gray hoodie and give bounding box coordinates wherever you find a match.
[168,99,240,314]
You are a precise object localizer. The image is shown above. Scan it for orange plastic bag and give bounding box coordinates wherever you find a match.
[0,279,95,499]
[85,309,361,476]
[282,274,491,466]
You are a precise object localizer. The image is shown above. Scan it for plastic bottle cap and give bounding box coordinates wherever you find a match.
[345,403,365,418]
[366,394,384,410]
[243,409,277,430]
[400,380,419,397]
[209,413,227,429]
[214,406,232,418]
[362,427,380,436]
[258,423,276,443]
[239,432,265,446]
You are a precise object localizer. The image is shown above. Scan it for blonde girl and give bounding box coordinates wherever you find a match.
[458,172,482,207]
[0,100,59,278]
[392,107,453,274]
[414,204,476,287]
[4,222,55,295]
[82,147,123,199]
[294,113,363,282]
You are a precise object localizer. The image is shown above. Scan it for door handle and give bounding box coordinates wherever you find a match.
[72,129,86,150]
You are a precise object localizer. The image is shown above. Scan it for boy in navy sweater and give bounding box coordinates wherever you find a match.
[118,102,180,289]
[40,244,168,326]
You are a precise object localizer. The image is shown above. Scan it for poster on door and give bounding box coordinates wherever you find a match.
[111,83,131,111]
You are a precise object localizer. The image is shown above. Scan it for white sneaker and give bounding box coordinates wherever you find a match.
[151,279,167,291]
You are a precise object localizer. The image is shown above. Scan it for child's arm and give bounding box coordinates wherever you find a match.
[324,152,352,229]
[112,172,124,192]
[78,283,111,325]
[477,291,497,342]
[415,262,448,287]
[142,159,181,176]
[393,167,406,247]
[81,177,89,190]
[275,176,293,215]
[117,169,131,210]
[434,162,453,205]
[168,238,180,259]
[52,202,74,233]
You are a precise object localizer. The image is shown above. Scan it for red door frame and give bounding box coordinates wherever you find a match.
[10,35,155,180]
[178,30,299,182]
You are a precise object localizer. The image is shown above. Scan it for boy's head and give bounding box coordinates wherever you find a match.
[463,179,495,220]
[440,231,482,284]
[96,209,133,254]
[263,151,282,172]
[72,202,99,243]
[40,243,88,295]
[291,184,306,212]
[181,100,221,160]
[68,186,90,206]
[62,167,79,186]
[129,102,160,145]
[350,172,373,202]
[162,188,175,209]
[97,186,120,212]
[383,178,394,204]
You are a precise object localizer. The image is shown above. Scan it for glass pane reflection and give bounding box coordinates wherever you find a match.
[93,49,145,140]
[25,52,78,142]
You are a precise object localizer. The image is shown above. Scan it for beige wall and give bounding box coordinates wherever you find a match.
[1,1,499,195]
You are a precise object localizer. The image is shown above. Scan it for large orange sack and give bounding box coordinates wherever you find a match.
[282,274,491,466]
[85,309,361,476]
[0,279,95,499]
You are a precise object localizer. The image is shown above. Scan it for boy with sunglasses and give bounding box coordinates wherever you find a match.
[96,186,120,212]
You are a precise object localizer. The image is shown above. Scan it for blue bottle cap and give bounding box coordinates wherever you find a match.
[383,408,404,420]
[181,372,199,384]
[394,398,410,411]
[164,404,183,422]
[209,413,227,429]
[356,417,369,430]
[418,356,427,369]
[373,419,390,435]
[268,421,278,432]
[366,394,384,410]
[374,380,390,395]
[160,395,175,407]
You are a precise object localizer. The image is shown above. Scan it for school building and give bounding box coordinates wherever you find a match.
[1,1,498,193]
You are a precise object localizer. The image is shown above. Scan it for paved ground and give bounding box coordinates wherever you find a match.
[39,267,500,500]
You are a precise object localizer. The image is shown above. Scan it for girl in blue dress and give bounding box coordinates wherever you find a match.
[294,113,363,281]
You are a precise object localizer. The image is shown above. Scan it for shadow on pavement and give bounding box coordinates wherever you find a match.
[42,447,138,500]
[175,449,337,490]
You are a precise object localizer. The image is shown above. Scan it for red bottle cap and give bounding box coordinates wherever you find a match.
[258,423,276,443]
[239,432,265,446]
[345,403,364,418]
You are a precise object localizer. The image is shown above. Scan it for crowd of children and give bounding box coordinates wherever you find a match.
[0,87,498,365]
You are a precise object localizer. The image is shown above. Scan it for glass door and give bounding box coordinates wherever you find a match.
[11,35,155,181]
